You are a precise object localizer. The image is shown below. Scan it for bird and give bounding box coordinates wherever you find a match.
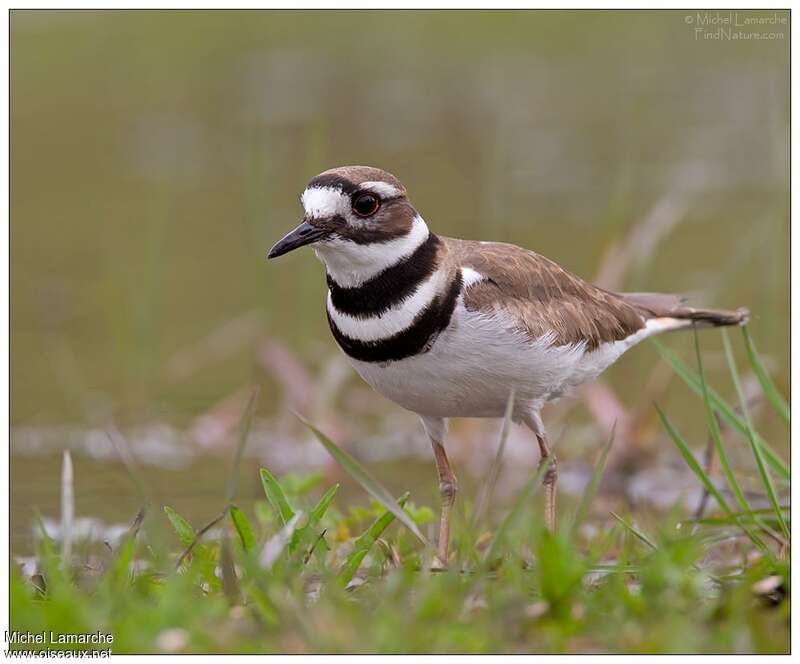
[267,165,749,567]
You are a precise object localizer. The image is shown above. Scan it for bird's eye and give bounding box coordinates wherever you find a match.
[352,193,380,217]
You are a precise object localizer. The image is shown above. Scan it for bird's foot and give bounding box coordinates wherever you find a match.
[430,555,448,572]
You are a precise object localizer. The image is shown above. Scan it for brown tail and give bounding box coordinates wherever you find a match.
[621,292,750,328]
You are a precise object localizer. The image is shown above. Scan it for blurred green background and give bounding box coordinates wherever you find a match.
[10,10,788,551]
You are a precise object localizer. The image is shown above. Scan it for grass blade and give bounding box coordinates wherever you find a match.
[33,511,68,595]
[652,339,788,480]
[655,403,732,514]
[309,483,339,525]
[175,506,230,568]
[339,493,409,585]
[60,450,74,568]
[610,512,657,550]
[219,534,240,604]
[483,456,553,565]
[127,507,146,540]
[612,512,728,587]
[692,330,753,517]
[296,413,428,546]
[303,529,329,565]
[164,506,196,547]
[687,505,790,522]
[721,329,789,541]
[229,505,256,552]
[690,508,791,527]
[741,326,789,425]
[105,427,154,548]
[654,404,767,552]
[260,468,296,526]
[225,386,260,503]
[472,390,514,528]
[260,512,303,570]
[571,423,615,538]
[290,483,340,554]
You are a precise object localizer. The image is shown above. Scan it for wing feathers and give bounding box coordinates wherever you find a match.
[443,237,748,350]
[445,238,646,350]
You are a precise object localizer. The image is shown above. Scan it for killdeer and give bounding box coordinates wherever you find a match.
[268,165,749,566]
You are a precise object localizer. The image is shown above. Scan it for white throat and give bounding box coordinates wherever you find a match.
[314,215,430,288]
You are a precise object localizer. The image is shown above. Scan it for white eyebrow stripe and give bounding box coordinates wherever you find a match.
[301,186,348,218]
[358,181,402,198]
[327,267,447,341]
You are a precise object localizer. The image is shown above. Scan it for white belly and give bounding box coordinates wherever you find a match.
[344,303,648,419]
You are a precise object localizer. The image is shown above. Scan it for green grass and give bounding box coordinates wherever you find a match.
[9,329,789,653]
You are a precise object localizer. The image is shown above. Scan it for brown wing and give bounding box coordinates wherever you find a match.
[444,237,647,350]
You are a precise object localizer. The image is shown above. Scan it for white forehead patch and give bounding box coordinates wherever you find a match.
[359,181,402,198]
[301,186,348,219]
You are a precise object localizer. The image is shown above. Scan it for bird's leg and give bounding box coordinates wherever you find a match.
[522,410,558,532]
[421,416,456,569]
[431,440,457,568]
[536,431,558,532]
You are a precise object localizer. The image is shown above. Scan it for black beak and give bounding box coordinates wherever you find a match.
[267,221,330,259]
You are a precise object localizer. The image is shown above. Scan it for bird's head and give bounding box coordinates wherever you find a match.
[268,166,429,287]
